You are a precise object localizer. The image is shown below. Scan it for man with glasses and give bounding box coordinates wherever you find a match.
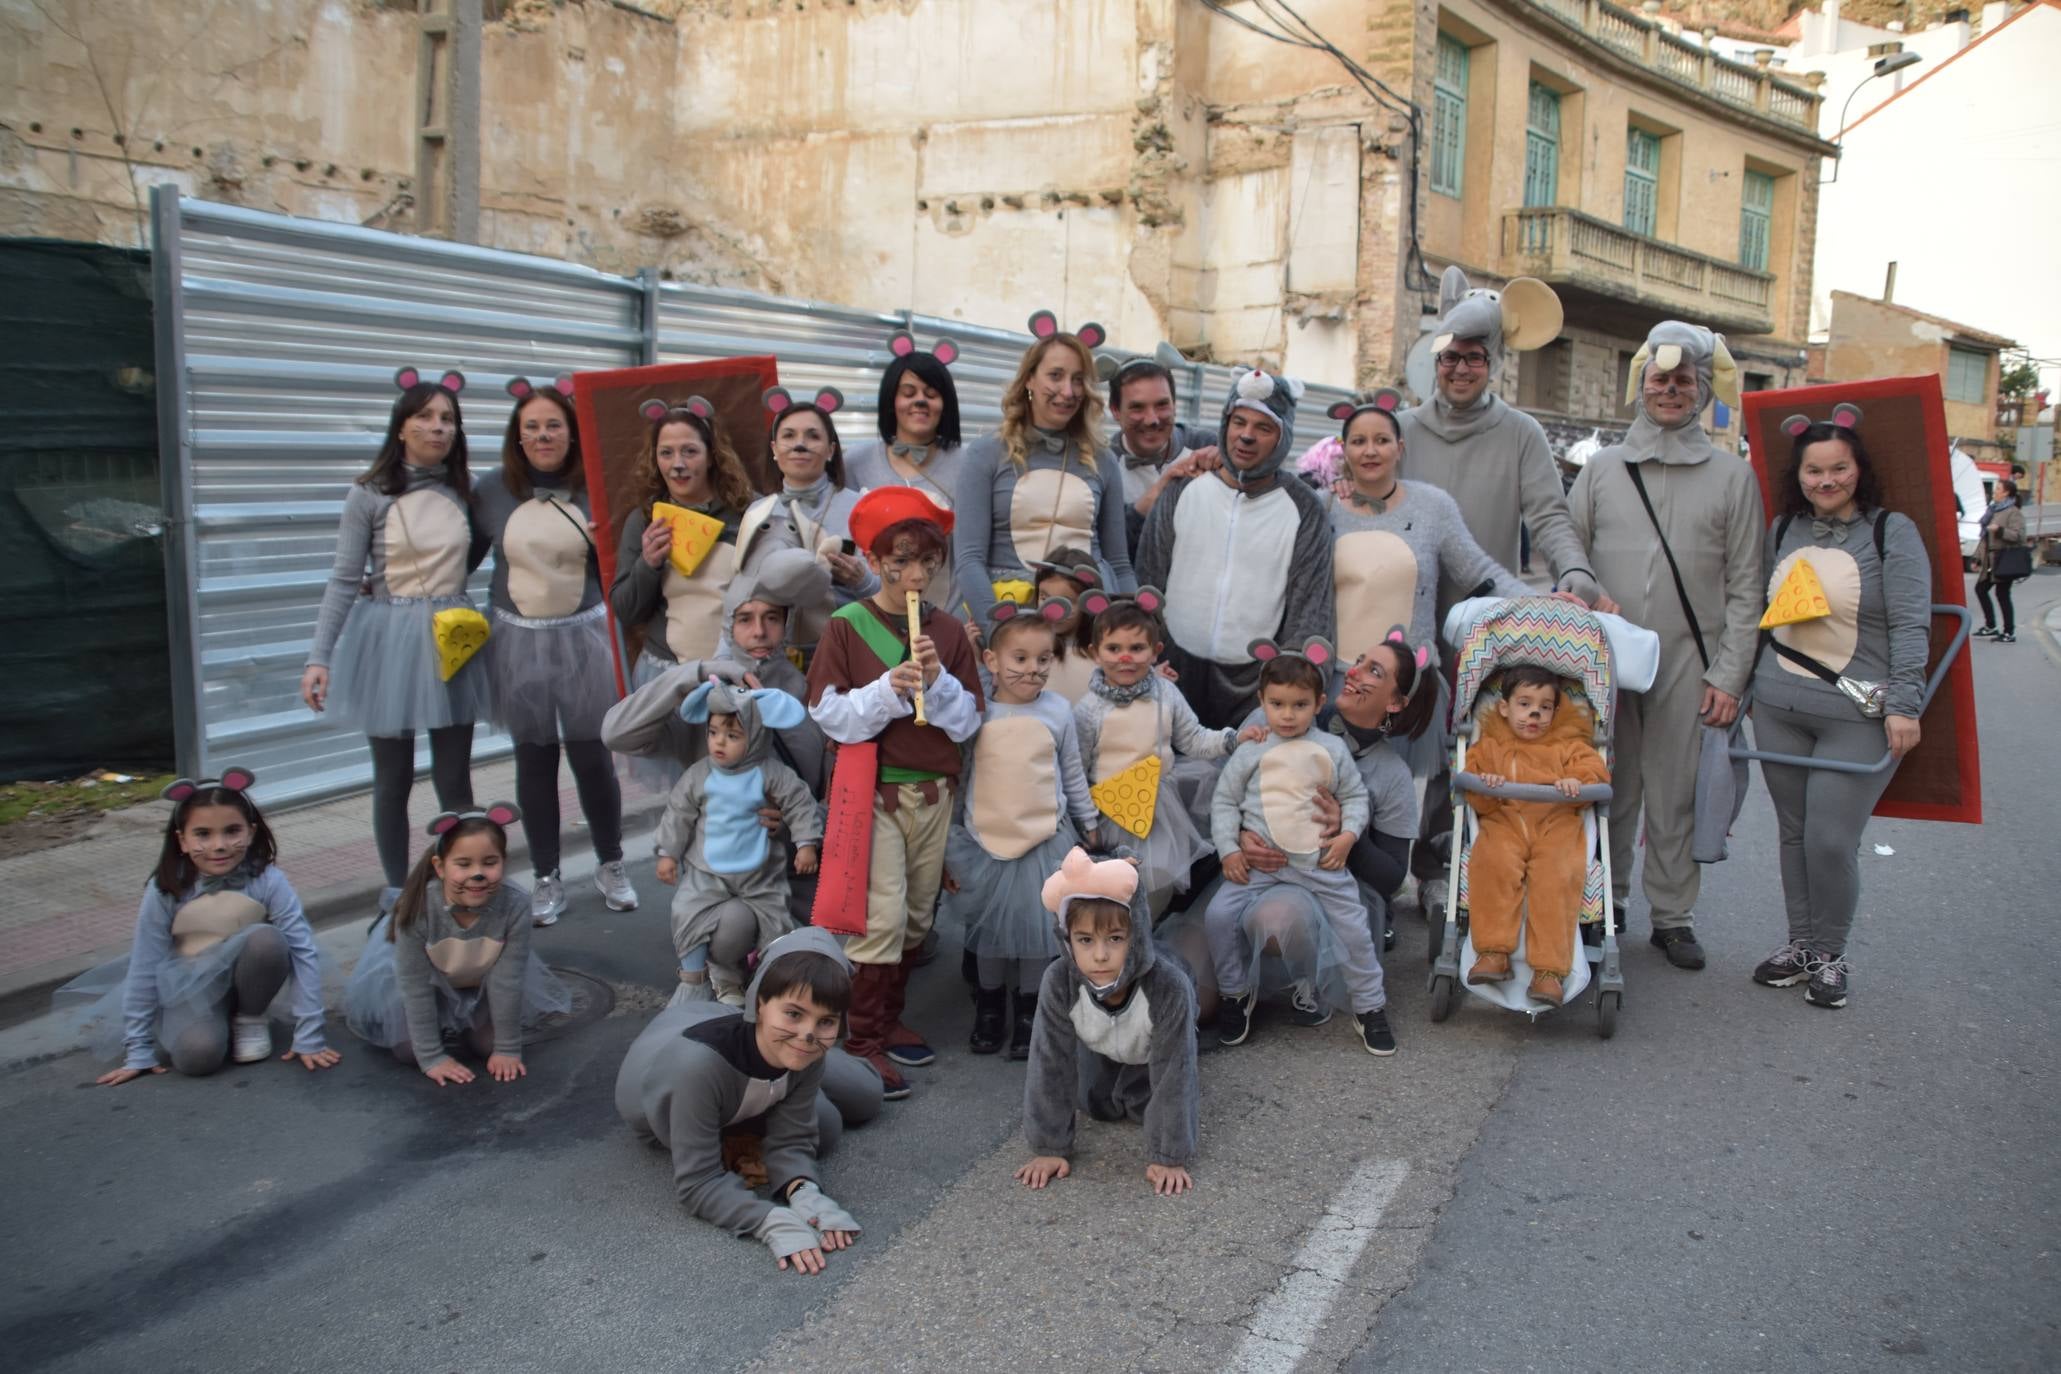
[1106,350,1221,559]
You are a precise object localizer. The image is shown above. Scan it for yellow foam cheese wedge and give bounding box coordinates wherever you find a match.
[431,607,491,681]
[1091,753,1162,838]
[1760,558,1833,630]
[991,578,1036,608]
[651,501,729,578]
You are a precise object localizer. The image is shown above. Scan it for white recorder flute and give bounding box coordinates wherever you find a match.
[906,590,927,726]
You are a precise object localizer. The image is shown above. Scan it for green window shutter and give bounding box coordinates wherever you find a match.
[1524,83,1560,209]
[1945,347,1988,404]
[1739,170,1773,270]
[1432,34,1468,197]
[1624,128,1659,237]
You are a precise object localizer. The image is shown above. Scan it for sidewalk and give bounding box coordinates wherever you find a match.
[0,757,663,1006]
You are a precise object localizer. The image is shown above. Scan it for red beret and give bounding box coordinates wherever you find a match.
[849,487,954,551]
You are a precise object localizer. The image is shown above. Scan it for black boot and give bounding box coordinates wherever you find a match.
[969,986,1007,1055]
[1006,990,1037,1061]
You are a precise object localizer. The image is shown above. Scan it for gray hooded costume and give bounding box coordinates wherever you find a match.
[1135,368,1337,727]
[655,679,822,979]
[1566,321,1765,929]
[614,927,883,1260]
[1398,267,1599,608]
[1022,853,1199,1169]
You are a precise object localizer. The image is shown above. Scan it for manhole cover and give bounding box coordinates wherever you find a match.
[522,966,615,1045]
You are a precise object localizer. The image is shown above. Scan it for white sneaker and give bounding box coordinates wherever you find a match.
[595,859,638,911]
[532,872,566,927]
[231,1014,272,1064]
[711,969,747,1008]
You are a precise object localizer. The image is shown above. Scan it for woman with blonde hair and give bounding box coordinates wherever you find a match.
[952,312,1136,629]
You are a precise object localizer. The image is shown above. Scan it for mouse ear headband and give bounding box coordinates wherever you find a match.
[162,766,257,803]
[764,386,846,417]
[426,803,522,841]
[887,329,960,369]
[1078,586,1166,621]
[505,374,574,400]
[1327,388,1404,430]
[1381,626,1432,701]
[1247,635,1336,668]
[1782,402,1864,438]
[990,597,1075,628]
[640,396,715,424]
[395,366,465,394]
[1027,309,1107,351]
[1027,558,1101,590]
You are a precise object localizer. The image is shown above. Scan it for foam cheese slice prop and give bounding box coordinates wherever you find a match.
[651,501,728,578]
[432,606,491,680]
[1760,558,1833,630]
[1091,753,1161,838]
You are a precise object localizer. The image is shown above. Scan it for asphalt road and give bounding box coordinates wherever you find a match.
[2,574,2054,1374]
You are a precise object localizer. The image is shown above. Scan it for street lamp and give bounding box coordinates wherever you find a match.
[1824,50,1924,183]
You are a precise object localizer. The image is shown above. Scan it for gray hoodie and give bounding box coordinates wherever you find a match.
[1022,892,1199,1169]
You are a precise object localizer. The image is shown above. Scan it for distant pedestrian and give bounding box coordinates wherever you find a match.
[1972,479,2030,643]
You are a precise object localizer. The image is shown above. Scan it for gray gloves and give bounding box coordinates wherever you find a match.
[786,1181,860,1238]
[753,1205,821,1260]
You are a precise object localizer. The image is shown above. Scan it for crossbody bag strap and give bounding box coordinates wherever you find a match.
[1624,462,1708,670]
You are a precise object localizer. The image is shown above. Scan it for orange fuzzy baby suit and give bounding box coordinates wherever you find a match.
[1465,694,1610,978]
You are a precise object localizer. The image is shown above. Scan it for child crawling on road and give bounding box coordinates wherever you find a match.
[1016,847,1199,1196]
[1464,666,1610,1006]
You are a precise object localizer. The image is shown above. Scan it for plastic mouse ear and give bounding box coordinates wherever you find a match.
[1133,587,1165,614]
[1414,645,1431,669]
[426,811,463,837]
[482,802,521,828]
[439,370,466,394]
[1079,590,1113,617]
[1328,401,1355,422]
[763,386,794,415]
[814,387,844,414]
[1247,638,1281,662]
[685,396,713,420]
[1302,636,1335,667]
[990,602,1020,623]
[394,366,421,390]
[506,377,534,399]
[640,399,670,423]
[1027,309,1058,340]
[931,339,959,366]
[1371,388,1403,412]
[679,679,718,723]
[1831,402,1864,430]
[217,765,256,792]
[888,329,917,358]
[1781,414,1811,437]
[1038,597,1071,623]
[1076,322,1107,349]
[553,373,574,393]
[160,778,198,803]
[750,688,807,731]
[1384,625,1408,645]
[1070,564,1101,590]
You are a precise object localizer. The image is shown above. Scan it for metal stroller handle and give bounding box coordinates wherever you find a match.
[1727,603,1972,776]
[1452,775,1612,805]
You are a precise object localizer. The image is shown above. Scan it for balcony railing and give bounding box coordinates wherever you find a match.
[1501,207,1777,334]
[1521,0,1824,135]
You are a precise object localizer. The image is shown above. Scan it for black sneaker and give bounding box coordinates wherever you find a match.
[1650,926,1707,970]
[1972,625,1999,638]
[1997,632,2017,643]
[1751,940,1813,988]
[1805,953,1849,1009]
[1215,993,1255,1048]
[1355,1008,1397,1057]
[1285,980,1332,1028]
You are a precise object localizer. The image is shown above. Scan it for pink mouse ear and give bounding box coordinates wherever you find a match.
[931,339,960,366]
[1070,564,1101,589]
[685,396,713,419]
[1384,625,1408,645]
[814,387,845,414]
[505,377,533,399]
[763,387,794,415]
[393,366,421,390]
[1080,590,1113,617]
[217,765,256,792]
[1328,401,1355,422]
[1247,638,1281,662]
[426,811,462,837]
[1831,402,1864,430]
[640,399,670,423]
[990,602,1021,623]
[1782,414,1811,437]
[160,778,198,803]
[438,370,466,394]
[1371,388,1403,412]
[888,330,917,358]
[553,373,574,393]
[1302,636,1335,667]
[1133,587,1165,614]
[1076,322,1107,349]
[1038,598,1071,622]
[1027,310,1058,340]
[483,802,522,827]
[1414,645,1431,669]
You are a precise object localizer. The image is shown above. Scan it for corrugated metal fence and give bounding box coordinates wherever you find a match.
[151,189,1352,807]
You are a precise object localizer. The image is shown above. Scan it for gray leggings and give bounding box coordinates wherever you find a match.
[975,956,1048,995]
[814,1049,886,1156]
[161,924,291,1076]
[1753,701,1899,957]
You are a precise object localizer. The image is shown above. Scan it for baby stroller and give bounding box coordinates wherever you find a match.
[1427,598,1632,1039]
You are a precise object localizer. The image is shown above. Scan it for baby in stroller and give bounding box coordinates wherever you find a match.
[1464,666,1610,1005]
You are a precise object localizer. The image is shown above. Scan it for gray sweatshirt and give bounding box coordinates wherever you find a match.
[609,501,741,663]
[393,881,532,1067]
[1324,479,1528,667]
[841,438,968,512]
[473,470,600,618]
[1022,893,1199,1169]
[1211,730,1370,867]
[1753,509,1931,720]
[952,433,1137,625]
[307,467,486,668]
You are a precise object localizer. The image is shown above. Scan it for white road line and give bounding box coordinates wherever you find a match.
[1226,1157,1411,1374]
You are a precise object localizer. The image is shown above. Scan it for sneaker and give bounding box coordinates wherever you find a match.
[886,1039,938,1068]
[1805,953,1850,1009]
[1751,940,1814,988]
[1005,994,1036,1061]
[866,1057,912,1100]
[531,871,566,927]
[1214,993,1255,1048]
[231,1014,272,1064]
[969,987,1007,1055]
[1649,925,1707,970]
[710,970,747,1009]
[1997,632,2017,643]
[1355,1008,1398,1056]
[1286,980,1332,1028]
[595,860,638,911]
[1972,625,1999,638]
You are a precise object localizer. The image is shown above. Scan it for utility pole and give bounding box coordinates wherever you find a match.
[413,0,481,242]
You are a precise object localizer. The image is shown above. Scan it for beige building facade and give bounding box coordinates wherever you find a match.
[1822,289,2016,456]
[3,0,1829,441]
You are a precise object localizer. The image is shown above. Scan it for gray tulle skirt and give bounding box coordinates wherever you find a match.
[53,925,316,1064]
[945,822,1078,962]
[330,595,494,737]
[343,915,573,1050]
[487,603,618,744]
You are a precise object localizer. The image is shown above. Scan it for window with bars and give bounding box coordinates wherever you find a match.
[1432,34,1468,198]
[1624,128,1659,238]
[1524,83,1560,208]
[1739,170,1773,270]
[1945,347,1989,404]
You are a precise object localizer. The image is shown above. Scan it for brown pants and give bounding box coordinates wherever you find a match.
[1470,806,1585,978]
